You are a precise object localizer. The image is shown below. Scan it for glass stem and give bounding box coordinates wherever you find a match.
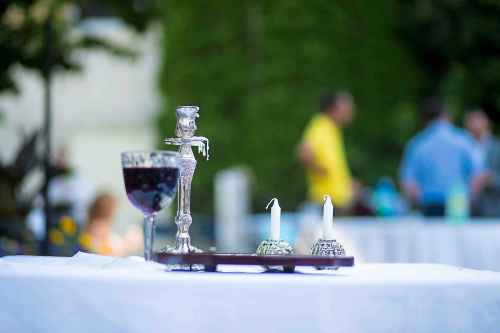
[144,214,156,261]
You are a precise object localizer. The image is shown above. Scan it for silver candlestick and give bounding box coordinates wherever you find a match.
[163,105,209,254]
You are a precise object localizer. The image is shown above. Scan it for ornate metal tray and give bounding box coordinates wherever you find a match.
[154,252,355,273]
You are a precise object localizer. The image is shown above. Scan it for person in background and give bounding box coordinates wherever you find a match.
[465,110,491,170]
[298,91,358,213]
[399,98,481,217]
[80,193,142,256]
[465,110,500,217]
[371,177,408,217]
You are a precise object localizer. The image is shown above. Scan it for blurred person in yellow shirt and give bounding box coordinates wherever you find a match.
[298,92,357,211]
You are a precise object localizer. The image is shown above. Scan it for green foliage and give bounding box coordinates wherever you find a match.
[0,0,158,252]
[0,131,40,253]
[0,0,158,93]
[158,0,421,213]
[398,0,500,121]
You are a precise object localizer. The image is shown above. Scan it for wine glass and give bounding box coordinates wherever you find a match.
[121,151,181,261]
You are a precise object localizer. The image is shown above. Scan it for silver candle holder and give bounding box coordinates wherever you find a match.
[311,239,345,257]
[256,198,294,271]
[311,196,346,270]
[256,240,294,256]
[163,106,209,255]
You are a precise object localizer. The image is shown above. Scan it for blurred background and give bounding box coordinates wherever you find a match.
[1,0,500,270]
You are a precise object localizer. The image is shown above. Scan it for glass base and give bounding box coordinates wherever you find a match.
[161,244,204,271]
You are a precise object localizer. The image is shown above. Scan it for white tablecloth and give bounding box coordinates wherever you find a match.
[1,253,500,333]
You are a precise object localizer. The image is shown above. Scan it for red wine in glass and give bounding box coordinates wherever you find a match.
[123,167,180,215]
[121,151,181,261]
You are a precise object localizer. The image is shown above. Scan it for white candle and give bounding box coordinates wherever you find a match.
[266,198,281,241]
[323,195,334,239]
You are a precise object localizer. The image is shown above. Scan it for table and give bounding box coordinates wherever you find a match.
[334,219,500,271]
[1,253,500,333]
[251,215,500,271]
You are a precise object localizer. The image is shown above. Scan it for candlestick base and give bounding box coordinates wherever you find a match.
[311,238,346,270]
[161,245,203,271]
[256,239,294,272]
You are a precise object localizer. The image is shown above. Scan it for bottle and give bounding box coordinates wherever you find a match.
[372,177,398,217]
[445,182,469,224]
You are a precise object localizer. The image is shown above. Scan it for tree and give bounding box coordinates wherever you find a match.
[398,0,500,121]
[158,0,421,213]
[0,0,158,254]
[0,0,160,93]
[0,132,40,255]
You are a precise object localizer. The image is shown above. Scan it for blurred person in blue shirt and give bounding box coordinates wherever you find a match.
[465,110,491,170]
[465,110,500,217]
[399,99,481,217]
